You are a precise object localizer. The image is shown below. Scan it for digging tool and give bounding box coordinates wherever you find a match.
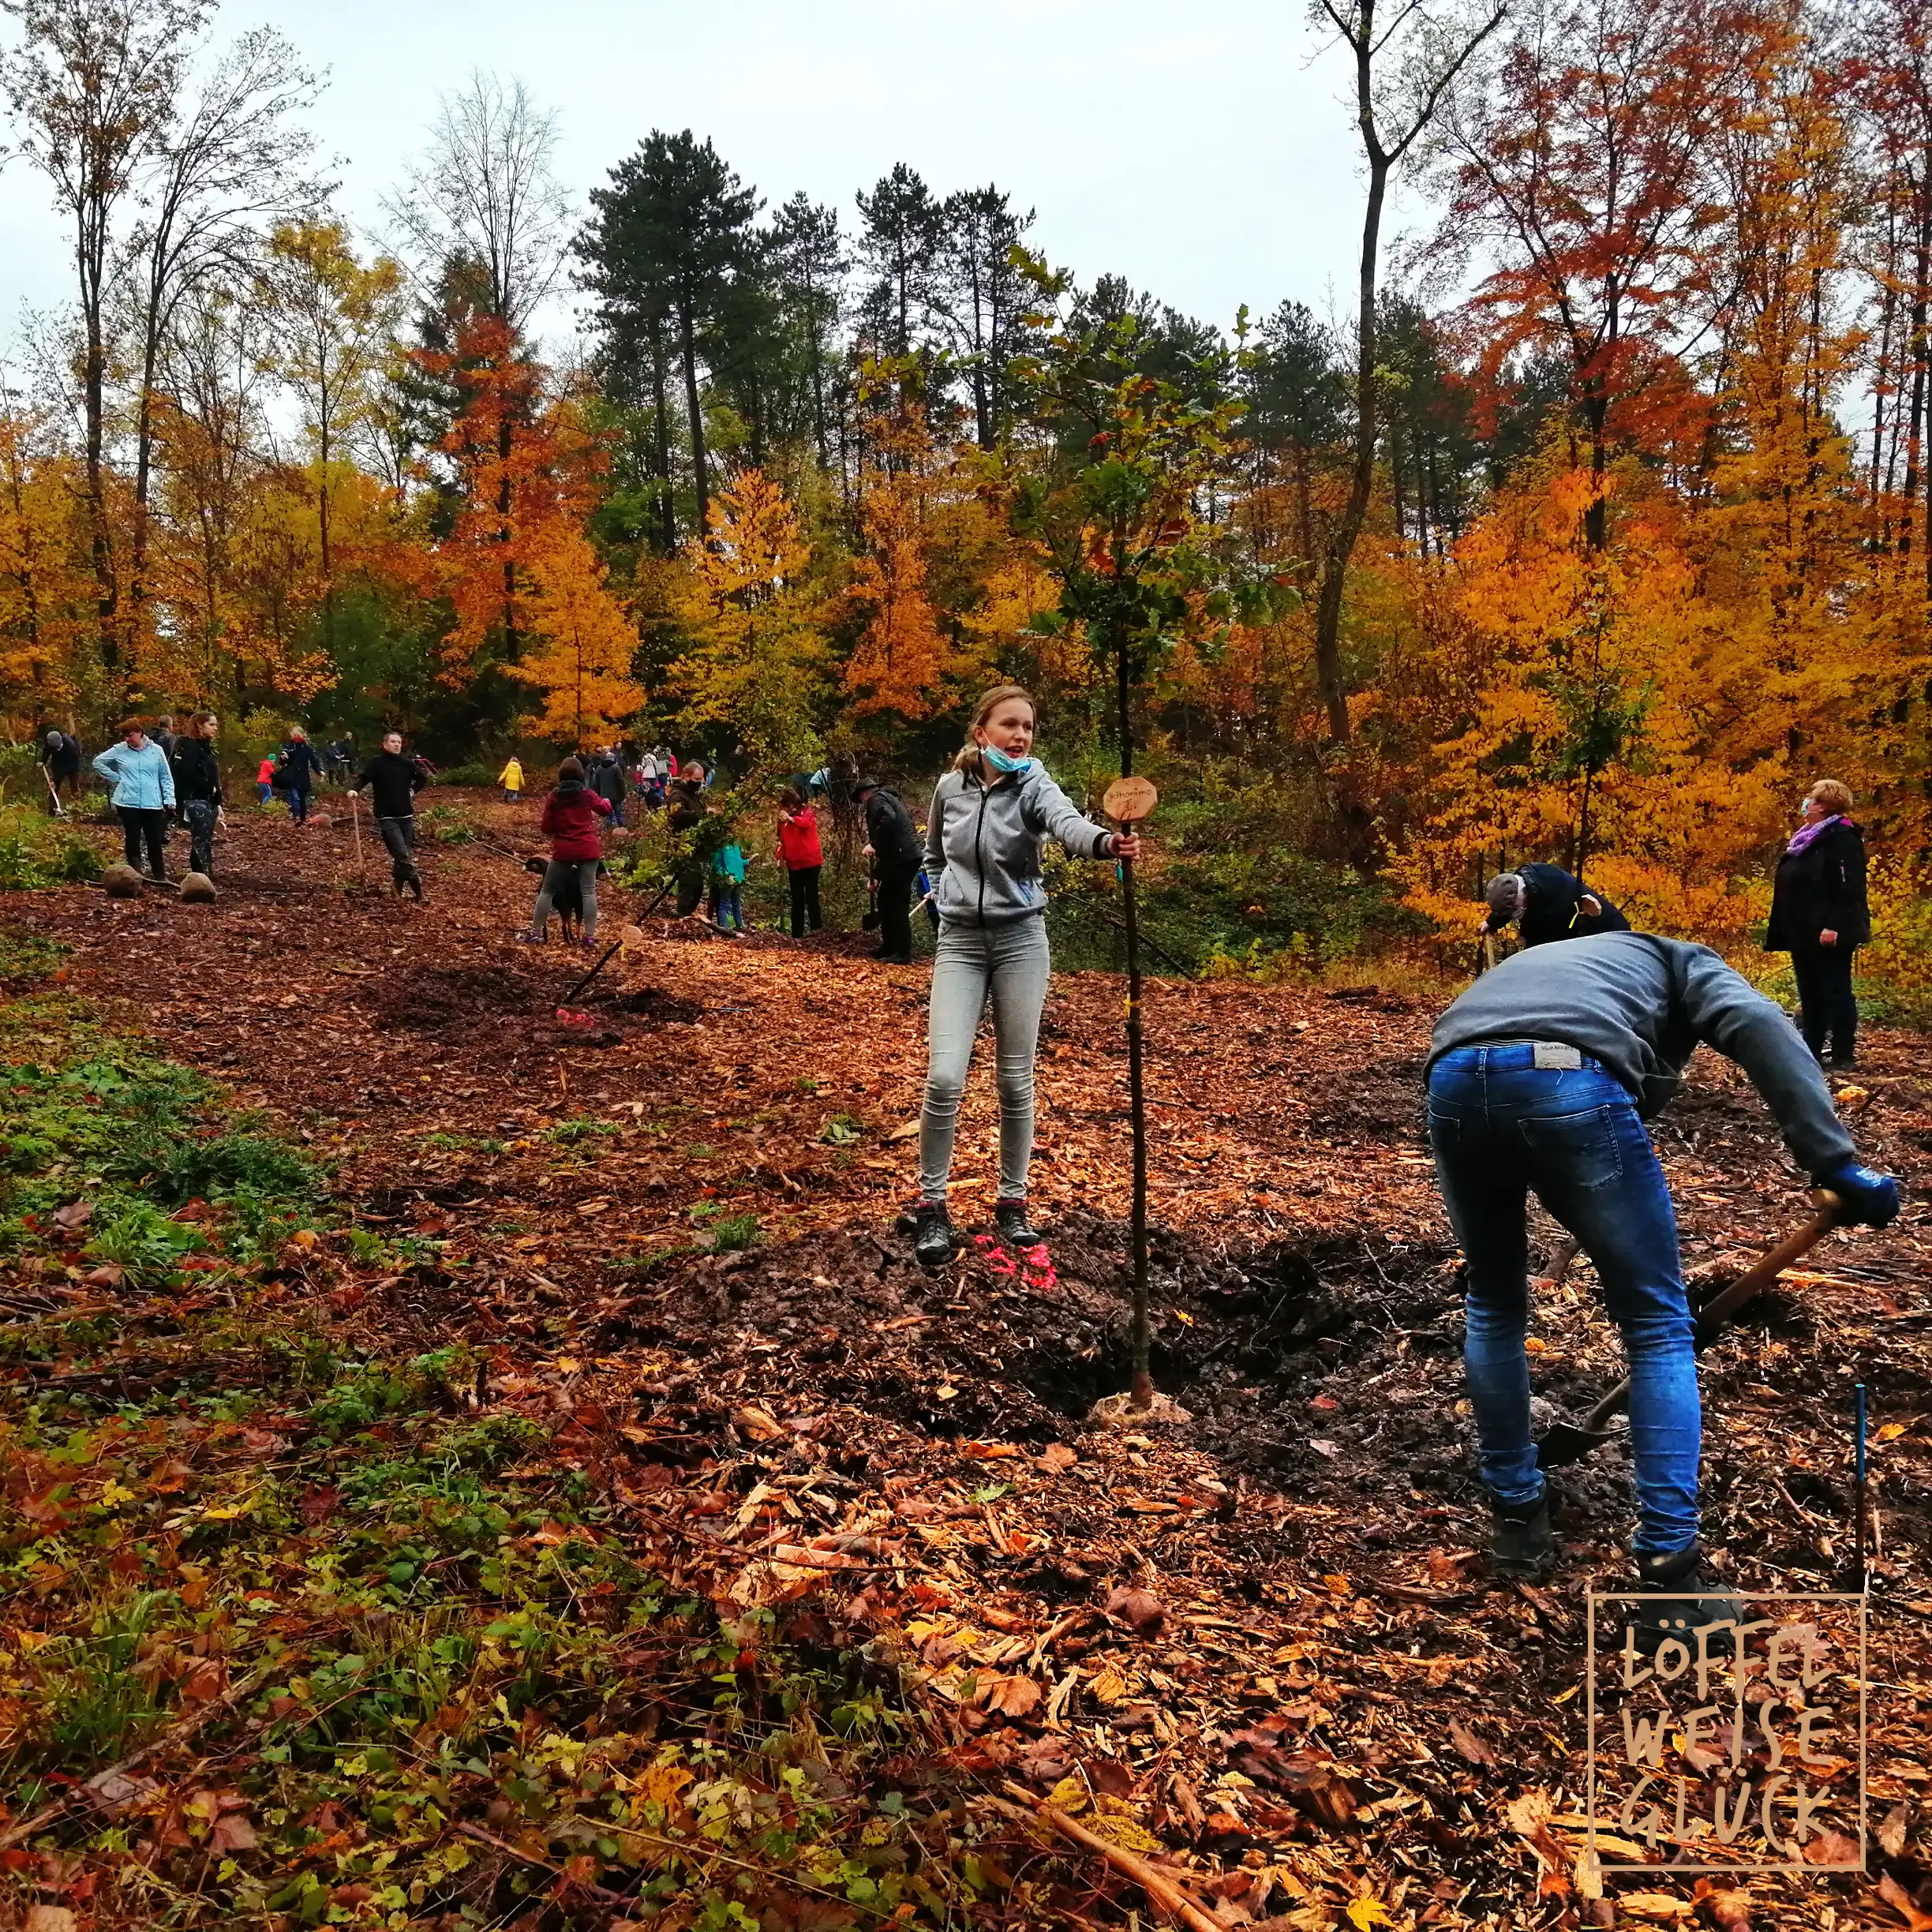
[559,941,622,1008]
[1105,771,1159,1411]
[1855,1381,1869,1584]
[41,762,67,821]
[347,787,366,883]
[1535,1190,1844,1470]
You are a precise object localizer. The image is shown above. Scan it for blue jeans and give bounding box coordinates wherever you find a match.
[287,786,309,823]
[920,915,1051,1204]
[1426,1043,1699,1555]
[710,883,742,930]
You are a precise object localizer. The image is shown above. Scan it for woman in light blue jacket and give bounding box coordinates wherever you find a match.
[910,683,1140,1265]
[93,718,176,881]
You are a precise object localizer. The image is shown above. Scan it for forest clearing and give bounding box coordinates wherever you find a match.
[4,0,1932,1920]
[1,801,1930,1930]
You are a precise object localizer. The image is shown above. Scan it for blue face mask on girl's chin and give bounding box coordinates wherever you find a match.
[982,744,1033,776]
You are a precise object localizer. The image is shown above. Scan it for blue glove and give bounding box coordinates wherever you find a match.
[1819,1163,1901,1229]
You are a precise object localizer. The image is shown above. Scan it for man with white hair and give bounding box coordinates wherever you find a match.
[1482,863,1628,949]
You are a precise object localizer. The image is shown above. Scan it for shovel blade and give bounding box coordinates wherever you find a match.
[1536,1420,1619,1470]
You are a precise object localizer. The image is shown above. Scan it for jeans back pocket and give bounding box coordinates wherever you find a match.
[1517,1105,1625,1191]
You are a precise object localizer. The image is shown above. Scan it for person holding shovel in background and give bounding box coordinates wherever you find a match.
[907,684,1141,1265]
[39,727,81,812]
[1424,927,1900,1634]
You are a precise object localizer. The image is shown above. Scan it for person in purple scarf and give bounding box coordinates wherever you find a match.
[1765,778,1869,1068]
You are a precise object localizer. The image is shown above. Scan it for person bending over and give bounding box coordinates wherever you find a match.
[1425,930,1898,1631]
[1482,862,1629,948]
[909,683,1141,1263]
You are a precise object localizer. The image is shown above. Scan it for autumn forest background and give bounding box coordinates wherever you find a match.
[2,0,1931,999]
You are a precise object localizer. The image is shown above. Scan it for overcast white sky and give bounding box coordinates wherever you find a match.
[1,0,1436,353]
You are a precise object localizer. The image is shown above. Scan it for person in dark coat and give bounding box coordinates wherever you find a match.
[1482,863,1630,948]
[855,775,923,964]
[1765,777,1870,1069]
[40,728,81,811]
[350,731,429,899]
[666,764,708,915]
[170,713,225,876]
[588,749,627,829]
[279,727,324,824]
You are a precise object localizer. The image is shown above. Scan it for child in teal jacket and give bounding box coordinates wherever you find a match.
[709,840,747,931]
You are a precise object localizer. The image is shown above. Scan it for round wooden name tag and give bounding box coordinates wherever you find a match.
[1103,776,1158,823]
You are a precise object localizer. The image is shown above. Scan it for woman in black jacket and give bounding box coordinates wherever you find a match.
[1765,778,1870,1069]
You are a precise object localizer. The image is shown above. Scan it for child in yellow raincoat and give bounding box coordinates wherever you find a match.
[499,756,524,803]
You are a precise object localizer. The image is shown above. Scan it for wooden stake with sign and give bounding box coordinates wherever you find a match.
[1103,771,1159,1412]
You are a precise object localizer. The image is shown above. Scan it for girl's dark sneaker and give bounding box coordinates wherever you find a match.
[994,1199,1042,1247]
[912,1202,955,1267]
[1490,1491,1558,1581]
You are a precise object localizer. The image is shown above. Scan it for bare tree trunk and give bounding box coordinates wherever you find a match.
[1311,99,1388,743]
[679,296,710,534]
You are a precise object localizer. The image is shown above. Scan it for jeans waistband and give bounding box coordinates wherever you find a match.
[1438,1039,1608,1075]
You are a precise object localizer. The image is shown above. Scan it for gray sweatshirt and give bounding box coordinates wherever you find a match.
[923,764,1117,925]
[1428,931,1855,1178]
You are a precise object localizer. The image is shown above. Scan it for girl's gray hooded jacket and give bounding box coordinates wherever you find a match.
[923,763,1117,926]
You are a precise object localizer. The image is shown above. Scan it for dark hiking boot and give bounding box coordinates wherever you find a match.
[406,874,425,903]
[912,1202,955,1267]
[1490,1491,1558,1581]
[1631,1544,1744,1653]
[994,1199,1043,1248]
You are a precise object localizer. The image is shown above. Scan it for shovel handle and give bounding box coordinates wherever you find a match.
[1568,1191,1845,1436]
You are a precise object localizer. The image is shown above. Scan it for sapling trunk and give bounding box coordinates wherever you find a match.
[1117,642,1153,1410]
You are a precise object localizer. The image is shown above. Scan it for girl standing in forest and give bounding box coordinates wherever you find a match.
[909,684,1141,1264]
[1765,778,1870,1069]
[518,757,612,947]
[776,787,824,937]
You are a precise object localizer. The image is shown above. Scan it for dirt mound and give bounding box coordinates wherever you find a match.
[610,984,702,1023]
[370,961,540,1036]
[582,1212,1461,1479]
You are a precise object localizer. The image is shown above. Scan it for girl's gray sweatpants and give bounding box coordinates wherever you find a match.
[919,913,1050,1204]
[531,859,598,940]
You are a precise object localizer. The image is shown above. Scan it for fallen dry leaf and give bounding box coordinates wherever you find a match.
[1447,1717,1496,1765]
[1878,1872,1932,1932]
[1103,1584,1166,1635]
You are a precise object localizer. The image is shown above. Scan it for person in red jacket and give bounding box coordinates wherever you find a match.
[776,786,824,937]
[518,757,612,946]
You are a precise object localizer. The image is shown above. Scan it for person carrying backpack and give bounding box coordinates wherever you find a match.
[776,787,824,936]
[520,757,612,945]
[907,683,1141,1262]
